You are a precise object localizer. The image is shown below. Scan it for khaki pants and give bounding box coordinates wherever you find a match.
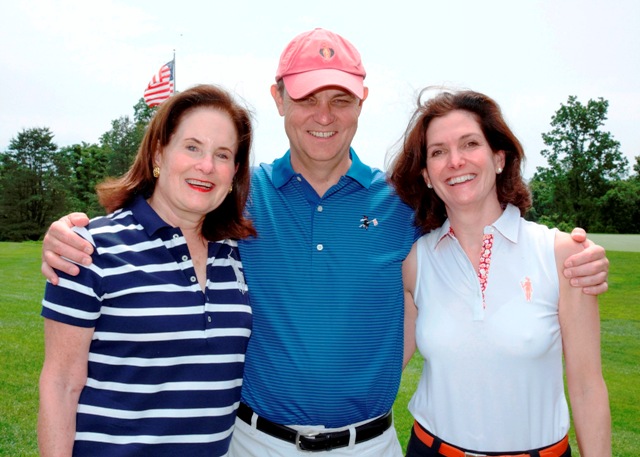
[229,414,403,457]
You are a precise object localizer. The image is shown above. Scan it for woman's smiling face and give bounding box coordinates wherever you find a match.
[149,107,239,227]
[423,109,504,213]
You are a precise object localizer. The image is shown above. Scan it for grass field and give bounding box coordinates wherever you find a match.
[1,241,638,456]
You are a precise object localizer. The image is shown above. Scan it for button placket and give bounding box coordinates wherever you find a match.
[315,203,325,252]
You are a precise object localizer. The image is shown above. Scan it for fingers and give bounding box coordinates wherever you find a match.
[44,219,94,257]
[570,227,587,243]
[41,217,93,280]
[67,212,91,228]
[566,268,609,286]
[581,281,609,296]
[563,238,609,296]
[564,256,609,282]
[565,269,609,296]
[41,261,60,285]
[564,242,607,269]
[42,248,81,277]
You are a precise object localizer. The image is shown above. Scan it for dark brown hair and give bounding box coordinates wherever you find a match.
[388,89,531,234]
[97,84,256,240]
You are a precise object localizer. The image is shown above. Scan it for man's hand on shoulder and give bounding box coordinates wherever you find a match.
[42,213,93,284]
[564,228,609,296]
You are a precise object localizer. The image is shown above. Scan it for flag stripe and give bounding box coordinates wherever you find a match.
[143,60,174,107]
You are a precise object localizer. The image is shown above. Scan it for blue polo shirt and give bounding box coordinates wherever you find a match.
[239,149,416,428]
[42,196,252,457]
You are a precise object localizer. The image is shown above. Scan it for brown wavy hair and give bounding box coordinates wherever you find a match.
[97,84,256,240]
[388,88,531,234]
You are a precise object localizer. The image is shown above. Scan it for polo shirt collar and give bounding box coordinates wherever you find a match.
[129,195,174,238]
[434,203,522,246]
[491,203,521,243]
[271,148,373,189]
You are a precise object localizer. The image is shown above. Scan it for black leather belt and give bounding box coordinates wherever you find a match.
[237,402,393,452]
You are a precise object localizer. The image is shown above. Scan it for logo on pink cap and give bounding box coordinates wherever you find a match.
[275,28,366,99]
[319,47,335,60]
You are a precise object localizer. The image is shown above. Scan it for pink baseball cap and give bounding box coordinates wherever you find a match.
[275,28,366,99]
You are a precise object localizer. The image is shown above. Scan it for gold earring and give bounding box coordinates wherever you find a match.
[153,167,160,178]
[228,185,233,194]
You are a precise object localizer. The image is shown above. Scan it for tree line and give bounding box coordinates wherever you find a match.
[0,99,153,241]
[527,96,638,234]
[0,96,638,241]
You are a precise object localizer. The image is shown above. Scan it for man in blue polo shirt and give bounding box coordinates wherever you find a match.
[41,28,609,456]
[227,28,415,456]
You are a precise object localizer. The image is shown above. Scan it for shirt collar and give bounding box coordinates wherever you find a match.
[129,195,174,238]
[434,203,522,246]
[491,203,521,243]
[271,148,373,189]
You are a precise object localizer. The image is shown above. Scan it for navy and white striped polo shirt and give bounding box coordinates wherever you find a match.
[42,196,251,457]
[239,149,417,428]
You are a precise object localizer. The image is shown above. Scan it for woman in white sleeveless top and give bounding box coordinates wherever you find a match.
[389,89,610,457]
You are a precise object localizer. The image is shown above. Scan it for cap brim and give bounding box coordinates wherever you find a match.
[282,69,364,99]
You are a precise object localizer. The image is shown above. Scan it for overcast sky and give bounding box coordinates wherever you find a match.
[2,0,638,178]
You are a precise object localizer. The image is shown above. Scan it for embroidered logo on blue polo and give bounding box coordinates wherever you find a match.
[359,215,378,230]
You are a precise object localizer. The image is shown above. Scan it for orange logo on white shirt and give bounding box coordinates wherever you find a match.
[520,277,533,302]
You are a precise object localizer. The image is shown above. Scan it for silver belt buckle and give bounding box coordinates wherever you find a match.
[295,431,316,452]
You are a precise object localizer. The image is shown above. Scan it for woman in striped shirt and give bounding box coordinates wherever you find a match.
[38,84,256,457]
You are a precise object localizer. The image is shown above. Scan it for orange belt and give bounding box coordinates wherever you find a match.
[413,421,569,457]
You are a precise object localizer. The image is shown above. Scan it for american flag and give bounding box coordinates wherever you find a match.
[143,60,175,107]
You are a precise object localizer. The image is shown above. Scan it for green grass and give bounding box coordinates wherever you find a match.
[0,242,44,456]
[393,250,640,456]
[1,242,638,456]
